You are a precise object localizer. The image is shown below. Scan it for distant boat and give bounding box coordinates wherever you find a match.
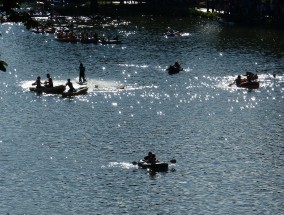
[164,31,181,37]
[29,85,66,94]
[167,65,183,75]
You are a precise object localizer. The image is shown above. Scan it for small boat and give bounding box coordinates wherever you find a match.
[230,73,259,87]
[62,87,88,98]
[31,28,44,34]
[29,85,66,94]
[163,27,181,37]
[137,160,169,172]
[237,81,260,89]
[167,65,183,75]
[164,31,181,37]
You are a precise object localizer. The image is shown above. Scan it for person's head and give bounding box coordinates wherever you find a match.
[238,75,241,79]
[80,62,83,67]
[47,74,50,78]
[37,76,40,80]
[148,152,152,156]
[67,78,70,82]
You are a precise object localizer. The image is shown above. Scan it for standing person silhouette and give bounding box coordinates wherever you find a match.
[79,62,86,83]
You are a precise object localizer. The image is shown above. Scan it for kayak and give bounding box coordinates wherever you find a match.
[237,81,259,89]
[29,85,66,94]
[62,87,88,98]
[137,160,169,172]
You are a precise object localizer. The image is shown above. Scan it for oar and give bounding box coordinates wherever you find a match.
[132,159,176,165]
[228,81,235,87]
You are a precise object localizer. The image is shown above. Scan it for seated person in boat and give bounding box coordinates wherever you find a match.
[45,74,53,88]
[32,76,43,88]
[144,153,159,164]
[148,154,159,164]
[244,71,258,81]
[143,152,153,162]
[66,79,76,92]
[168,61,181,71]
[174,61,181,70]
[235,75,242,86]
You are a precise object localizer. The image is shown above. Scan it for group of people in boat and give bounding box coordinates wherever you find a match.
[32,73,53,88]
[32,62,87,92]
[234,71,258,86]
[55,29,99,43]
[32,75,75,93]
[143,152,159,164]
[32,23,55,34]
[55,28,120,44]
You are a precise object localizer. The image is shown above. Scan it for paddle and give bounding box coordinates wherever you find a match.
[228,81,235,87]
[132,159,176,165]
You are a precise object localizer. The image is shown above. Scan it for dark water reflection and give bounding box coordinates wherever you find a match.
[0,17,283,214]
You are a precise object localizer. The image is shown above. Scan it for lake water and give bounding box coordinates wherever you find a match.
[0,16,283,214]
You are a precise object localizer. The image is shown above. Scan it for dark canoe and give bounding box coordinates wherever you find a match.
[167,66,183,75]
[29,85,66,94]
[138,160,169,172]
[237,81,260,89]
[62,87,88,98]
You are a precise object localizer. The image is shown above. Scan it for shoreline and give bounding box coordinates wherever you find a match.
[52,4,284,29]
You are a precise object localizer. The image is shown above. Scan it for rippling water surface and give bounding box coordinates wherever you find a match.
[0,17,283,214]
